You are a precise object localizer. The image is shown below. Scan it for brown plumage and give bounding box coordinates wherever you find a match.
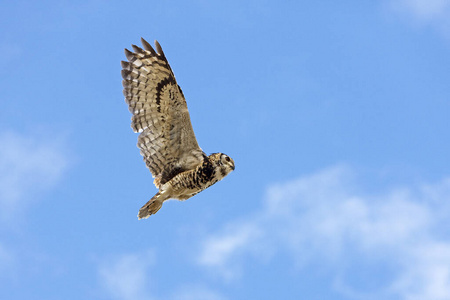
[121,38,235,219]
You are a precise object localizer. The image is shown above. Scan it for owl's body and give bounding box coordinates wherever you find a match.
[121,38,235,219]
[139,153,233,218]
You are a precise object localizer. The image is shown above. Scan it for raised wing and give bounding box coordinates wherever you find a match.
[121,38,204,187]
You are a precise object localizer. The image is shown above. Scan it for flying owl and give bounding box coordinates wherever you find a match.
[121,38,235,219]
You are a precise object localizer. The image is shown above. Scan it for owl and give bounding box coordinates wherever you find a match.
[121,38,235,219]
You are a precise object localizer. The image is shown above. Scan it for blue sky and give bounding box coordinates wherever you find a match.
[1,0,450,299]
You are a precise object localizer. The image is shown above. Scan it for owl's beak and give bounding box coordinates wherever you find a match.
[231,162,235,170]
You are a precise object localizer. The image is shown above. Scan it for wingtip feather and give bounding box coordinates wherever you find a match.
[154,40,165,57]
[141,37,156,53]
[121,69,131,80]
[124,48,134,60]
[132,44,144,53]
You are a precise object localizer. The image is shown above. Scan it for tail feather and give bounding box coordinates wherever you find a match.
[138,192,164,219]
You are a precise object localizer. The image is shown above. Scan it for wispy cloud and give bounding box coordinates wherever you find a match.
[98,250,156,300]
[170,285,226,300]
[0,131,70,221]
[0,243,15,278]
[386,0,450,38]
[0,43,22,70]
[197,165,450,299]
[198,222,263,281]
[98,250,225,300]
[389,0,450,21]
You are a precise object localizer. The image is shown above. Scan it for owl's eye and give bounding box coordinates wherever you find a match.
[225,156,230,162]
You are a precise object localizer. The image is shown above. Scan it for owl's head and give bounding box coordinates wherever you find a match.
[219,153,235,172]
[210,153,235,178]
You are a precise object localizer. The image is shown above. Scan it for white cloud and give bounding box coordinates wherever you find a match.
[0,131,69,221]
[0,43,22,69]
[98,250,156,300]
[98,250,225,300]
[0,243,14,276]
[390,0,450,21]
[197,165,450,299]
[386,0,450,38]
[171,285,226,300]
[198,222,263,280]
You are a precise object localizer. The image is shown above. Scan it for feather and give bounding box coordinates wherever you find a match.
[141,37,156,55]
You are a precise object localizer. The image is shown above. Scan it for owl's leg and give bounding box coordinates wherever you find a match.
[137,191,168,219]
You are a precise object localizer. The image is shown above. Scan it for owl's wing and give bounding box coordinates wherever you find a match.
[121,38,204,187]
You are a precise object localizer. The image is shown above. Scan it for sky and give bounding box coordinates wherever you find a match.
[1,0,450,299]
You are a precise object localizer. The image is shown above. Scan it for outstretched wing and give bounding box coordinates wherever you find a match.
[121,38,204,187]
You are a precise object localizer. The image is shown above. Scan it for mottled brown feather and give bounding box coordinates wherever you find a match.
[121,38,204,186]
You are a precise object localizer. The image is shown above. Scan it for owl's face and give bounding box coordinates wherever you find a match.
[209,153,235,179]
[219,153,235,173]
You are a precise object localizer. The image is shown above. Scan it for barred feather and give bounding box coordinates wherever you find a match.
[121,38,203,185]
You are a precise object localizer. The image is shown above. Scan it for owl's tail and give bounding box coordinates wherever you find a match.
[137,192,167,219]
